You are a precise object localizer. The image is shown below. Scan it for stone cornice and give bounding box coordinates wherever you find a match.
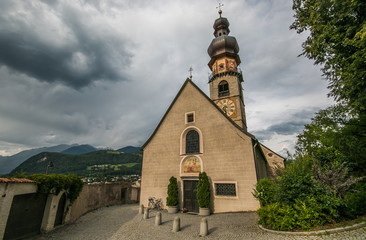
[209,71,243,83]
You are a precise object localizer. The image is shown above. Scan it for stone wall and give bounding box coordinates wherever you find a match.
[0,179,138,239]
[65,182,134,223]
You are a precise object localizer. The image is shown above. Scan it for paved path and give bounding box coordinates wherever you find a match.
[31,204,366,240]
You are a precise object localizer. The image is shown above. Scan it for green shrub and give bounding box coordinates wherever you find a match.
[256,155,363,230]
[27,174,83,203]
[293,197,326,229]
[258,197,328,231]
[196,172,211,208]
[253,178,277,207]
[316,191,344,222]
[343,182,366,218]
[277,157,318,204]
[166,176,179,206]
[258,202,297,231]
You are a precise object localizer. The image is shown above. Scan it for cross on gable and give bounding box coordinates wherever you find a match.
[188,66,193,79]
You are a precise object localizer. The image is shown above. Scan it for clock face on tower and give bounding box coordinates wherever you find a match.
[216,98,237,117]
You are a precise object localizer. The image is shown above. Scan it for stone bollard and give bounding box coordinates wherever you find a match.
[199,217,208,236]
[139,204,144,214]
[155,212,162,226]
[143,208,149,219]
[172,216,180,232]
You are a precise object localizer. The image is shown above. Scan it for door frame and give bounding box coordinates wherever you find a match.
[183,179,199,212]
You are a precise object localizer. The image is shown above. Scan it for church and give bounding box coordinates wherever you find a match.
[140,10,284,213]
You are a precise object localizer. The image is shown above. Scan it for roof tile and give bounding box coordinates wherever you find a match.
[0,178,35,183]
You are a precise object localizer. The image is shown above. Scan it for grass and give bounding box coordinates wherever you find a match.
[106,151,121,154]
[86,163,139,171]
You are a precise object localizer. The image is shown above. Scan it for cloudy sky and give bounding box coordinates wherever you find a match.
[0,0,334,156]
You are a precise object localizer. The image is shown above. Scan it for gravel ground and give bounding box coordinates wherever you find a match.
[29,204,366,240]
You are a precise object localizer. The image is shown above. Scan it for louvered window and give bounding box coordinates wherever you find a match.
[218,80,229,97]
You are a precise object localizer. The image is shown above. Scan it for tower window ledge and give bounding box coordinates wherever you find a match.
[218,91,230,97]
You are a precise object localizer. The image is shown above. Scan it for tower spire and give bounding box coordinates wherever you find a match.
[207,12,247,130]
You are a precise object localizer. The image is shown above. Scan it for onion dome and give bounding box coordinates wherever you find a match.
[207,16,240,64]
[213,17,230,37]
[207,35,239,58]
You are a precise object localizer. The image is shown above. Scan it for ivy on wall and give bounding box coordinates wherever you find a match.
[26,174,83,203]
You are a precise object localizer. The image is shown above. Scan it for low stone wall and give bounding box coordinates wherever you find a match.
[0,179,139,239]
[66,182,135,223]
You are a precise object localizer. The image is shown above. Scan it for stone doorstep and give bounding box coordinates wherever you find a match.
[258,221,366,236]
[186,212,198,215]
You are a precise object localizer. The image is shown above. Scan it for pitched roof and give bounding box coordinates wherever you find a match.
[0,178,35,183]
[141,78,256,150]
[260,143,286,160]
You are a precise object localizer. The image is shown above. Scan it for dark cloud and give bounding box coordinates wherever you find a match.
[0,0,335,156]
[252,108,320,141]
[253,121,306,141]
[0,1,132,89]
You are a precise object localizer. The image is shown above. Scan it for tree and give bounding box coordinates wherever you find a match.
[166,176,179,206]
[255,2,366,229]
[312,160,363,197]
[196,172,211,208]
[296,104,366,175]
[291,0,366,114]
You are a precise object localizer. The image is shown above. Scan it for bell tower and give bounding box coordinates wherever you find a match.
[207,9,247,131]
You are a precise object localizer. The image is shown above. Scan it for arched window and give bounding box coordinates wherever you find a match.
[186,130,200,154]
[180,127,203,155]
[218,80,229,97]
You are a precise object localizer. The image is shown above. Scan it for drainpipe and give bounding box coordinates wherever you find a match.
[253,140,258,160]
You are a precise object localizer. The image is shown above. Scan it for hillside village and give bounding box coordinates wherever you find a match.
[1,145,142,183]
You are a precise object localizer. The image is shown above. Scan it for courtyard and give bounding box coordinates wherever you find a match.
[28,204,366,240]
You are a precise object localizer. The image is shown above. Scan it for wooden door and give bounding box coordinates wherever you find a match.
[183,180,199,212]
[4,193,47,240]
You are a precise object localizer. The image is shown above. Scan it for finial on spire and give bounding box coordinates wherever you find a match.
[188,66,193,79]
[216,3,224,17]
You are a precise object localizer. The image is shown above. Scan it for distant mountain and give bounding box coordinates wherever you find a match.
[117,146,141,153]
[10,150,142,177]
[0,144,75,174]
[61,144,97,155]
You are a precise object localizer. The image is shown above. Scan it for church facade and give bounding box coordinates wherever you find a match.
[140,12,284,213]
